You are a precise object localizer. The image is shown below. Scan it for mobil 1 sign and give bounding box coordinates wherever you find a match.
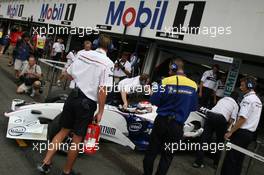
[99,1,168,31]
[157,1,206,40]
[38,3,76,25]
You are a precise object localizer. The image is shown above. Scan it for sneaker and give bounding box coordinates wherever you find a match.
[39,87,43,94]
[192,162,205,168]
[60,170,81,175]
[30,89,35,97]
[37,163,52,174]
[213,164,218,169]
[57,80,62,87]
[8,63,13,67]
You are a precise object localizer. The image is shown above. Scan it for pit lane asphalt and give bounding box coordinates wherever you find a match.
[0,56,217,175]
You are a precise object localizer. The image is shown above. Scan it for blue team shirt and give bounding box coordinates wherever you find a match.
[16,40,30,61]
[150,75,198,124]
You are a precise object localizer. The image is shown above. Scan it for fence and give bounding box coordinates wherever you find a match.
[216,139,264,175]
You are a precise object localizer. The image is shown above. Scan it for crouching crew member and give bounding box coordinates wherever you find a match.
[17,56,42,97]
[37,34,114,175]
[221,76,262,175]
[118,73,149,109]
[193,91,239,168]
[143,58,198,175]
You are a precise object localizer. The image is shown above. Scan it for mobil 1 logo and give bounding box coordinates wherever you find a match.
[39,3,76,25]
[157,1,206,40]
[62,3,76,25]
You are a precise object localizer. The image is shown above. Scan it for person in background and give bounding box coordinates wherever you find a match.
[6,26,23,66]
[130,52,141,77]
[51,37,65,62]
[0,26,4,54]
[221,76,262,175]
[14,32,34,79]
[214,74,226,104]
[32,32,46,61]
[143,58,198,175]
[113,52,132,84]
[118,73,149,109]
[199,64,220,108]
[17,56,42,97]
[193,91,239,168]
[57,40,91,87]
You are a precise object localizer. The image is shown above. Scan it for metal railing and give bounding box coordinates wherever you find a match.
[38,58,68,98]
[216,139,264,175]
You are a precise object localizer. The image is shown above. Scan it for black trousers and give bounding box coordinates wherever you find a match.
[200,87,215,109]
[195,112,228,165]
[143,116,183,175]
[221,129,254,175]
[60,88,97,137]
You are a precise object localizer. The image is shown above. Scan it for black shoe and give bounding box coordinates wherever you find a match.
[192,162,205,168]
[60,170,81,175]
[213,163,218,169]
[37,163,52,174]
[39,87,43,94]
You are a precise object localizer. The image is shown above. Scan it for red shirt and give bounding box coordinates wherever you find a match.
[10,31,23,46]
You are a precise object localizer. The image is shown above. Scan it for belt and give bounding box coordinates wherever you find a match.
[72,87,86,98]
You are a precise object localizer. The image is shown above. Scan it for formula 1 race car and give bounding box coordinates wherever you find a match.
[4,96,206,150]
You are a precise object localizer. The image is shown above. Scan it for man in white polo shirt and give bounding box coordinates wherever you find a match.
[221,76,262,175]
[113,52,132,83]
[52,37,65,62]
[199,64,219,108]
[119,74,149,109]
[38,34,114,175]
[193,91,239,168]
[214,74,226,104]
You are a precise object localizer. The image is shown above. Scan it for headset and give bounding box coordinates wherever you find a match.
[170,63,178,73]
[92,36,114,52]
[170,62,179,94]
[245,76,256,90]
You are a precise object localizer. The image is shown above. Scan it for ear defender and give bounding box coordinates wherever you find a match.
[92,37,114,52]
[246,77,256,89]
[171,63,178,72]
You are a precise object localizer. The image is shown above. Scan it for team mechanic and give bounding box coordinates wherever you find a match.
[199,64,220,108]
[143,58,198,175]
[221,76,262,175]
[193,91,239,168]
[37,34,114,175]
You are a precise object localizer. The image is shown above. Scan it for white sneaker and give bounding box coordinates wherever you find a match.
[30,90,35,97]
[57,80,62,87]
